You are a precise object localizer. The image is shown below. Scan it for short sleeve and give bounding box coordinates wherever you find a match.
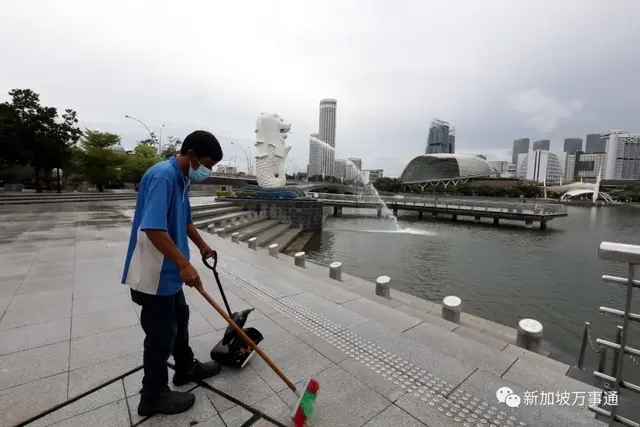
[139,176,173,231]
[186,196,193,225]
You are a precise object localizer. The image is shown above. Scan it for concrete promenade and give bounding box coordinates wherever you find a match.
[0,200,607,426]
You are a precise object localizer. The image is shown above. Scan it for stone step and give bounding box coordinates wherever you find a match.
[190,201,234,212]
[238,219,280,242]
[193,210,258,230]
[271,227,302,253]
[191,205,242,219]
[255,223,291,247]
[193,235,603,427]
[214,215,267,236]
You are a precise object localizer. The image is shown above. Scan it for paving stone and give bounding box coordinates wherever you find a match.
[71,292,131,316]
[268,312,310,337]
[502,344,571,375]
[452,368,603,427]
[48,398,130,427]
[453,325,510,351]
[0,317,70,355]
[0,297,72,330]
[401,321,517,376]
[252,337,335,393]
[395,391,481,427]
[7,288,72,312]
[195,415,227,426]
[0,372,68,427]
[287,292,369,329]
[363,404,427,426]
[339,357,407,402]
[128,387,216,426]
[297,331,351,364]
[220,405,254,427]
[72,282,128,300]
[70,324,143,370]
[16,276,74,296]
[243,295,279,316]
[0,340,69,391]
[391,291,441,313]
[395,304,460,331]
[0,296,11,317]
[278,365,391,427]
[71,306,139,338]
[0,280,21,298]
[123,368,196,397]
[203,364,276,413]
[242,315,297,350]
[252,393,293,425]
[30,380,125,427]
[342,297,423,332]
[68,353,143,398]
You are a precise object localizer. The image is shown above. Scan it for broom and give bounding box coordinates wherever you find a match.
[198,286,319,426]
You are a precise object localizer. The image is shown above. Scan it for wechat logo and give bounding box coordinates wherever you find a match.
[496,386,521,408]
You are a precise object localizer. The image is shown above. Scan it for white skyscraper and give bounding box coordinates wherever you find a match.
[602,130,640,180]
[308,133,322,177]
[319,99,337,176]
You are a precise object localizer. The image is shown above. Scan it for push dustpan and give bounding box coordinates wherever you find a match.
[202,253,264,369]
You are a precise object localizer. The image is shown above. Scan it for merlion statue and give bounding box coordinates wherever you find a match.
[254,113,292,188]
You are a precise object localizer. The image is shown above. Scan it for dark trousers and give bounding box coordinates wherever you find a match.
[131,288,195,400]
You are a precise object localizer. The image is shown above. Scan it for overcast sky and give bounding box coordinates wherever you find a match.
[2,0,638,176]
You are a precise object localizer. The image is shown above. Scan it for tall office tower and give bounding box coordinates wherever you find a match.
[426,118,453,154]
[318,99,337,176]
[602,130,640,180]
[448,128,456,153]
[347,157,362,171]
[334,159,347,181]
[563,138,583,179]
[512,138,530,166]
[308,133,322,177]
[533,139,550,151]
[585,133,606,153]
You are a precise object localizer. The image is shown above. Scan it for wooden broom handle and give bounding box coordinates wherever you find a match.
[198,287,298,393]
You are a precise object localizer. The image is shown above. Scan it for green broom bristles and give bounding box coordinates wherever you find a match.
[292,378,319,427]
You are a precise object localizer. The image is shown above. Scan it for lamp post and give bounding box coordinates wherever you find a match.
[231,142,250,175]
[125,115,163,155]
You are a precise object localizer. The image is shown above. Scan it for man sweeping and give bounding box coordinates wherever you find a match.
[121,130,224,416]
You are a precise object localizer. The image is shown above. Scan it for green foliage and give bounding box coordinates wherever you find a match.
[373,177,403,192]
[76,130,126,191]
[161,135,181,160]
[216,190,234,196]
[0,88,81,190]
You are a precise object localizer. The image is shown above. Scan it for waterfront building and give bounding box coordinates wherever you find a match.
[563,138,583,181]
[585,133,606,153]
[512,138,530,165]
[602,130,640,180]
[400,154,495,185]
[334,158,347,181]
[319,99,337,176]
[504,163,517,178]
[516,150,564,183]
[565,152,607,182]
[426,118,455,154]
[347,157,362,171]
[533,139,551,151]
[363,169,383,183]
[308,132,322,176]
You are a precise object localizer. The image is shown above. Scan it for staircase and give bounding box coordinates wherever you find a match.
[192,202,302,253]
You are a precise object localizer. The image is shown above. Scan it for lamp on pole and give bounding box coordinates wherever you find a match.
[125,115,163,155]
[231,142,250,175]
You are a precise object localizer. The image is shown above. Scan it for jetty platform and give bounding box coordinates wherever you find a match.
[0,198,610,427]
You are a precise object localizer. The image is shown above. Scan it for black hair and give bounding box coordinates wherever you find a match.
[180,130,223,162]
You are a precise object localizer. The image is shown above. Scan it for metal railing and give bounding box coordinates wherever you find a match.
[582,241,640,427]
[314,193,568,216]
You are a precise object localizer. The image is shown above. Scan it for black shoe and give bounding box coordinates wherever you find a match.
[173,359,221,386]
[137,390,195,416]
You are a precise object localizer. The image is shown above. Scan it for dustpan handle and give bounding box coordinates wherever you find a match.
[202,252,233,317]
[198,287,298,393]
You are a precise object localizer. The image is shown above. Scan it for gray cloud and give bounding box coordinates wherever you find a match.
[1,0,639,176]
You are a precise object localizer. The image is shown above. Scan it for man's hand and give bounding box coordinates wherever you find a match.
[199,243,215,260]
[179,262,203,291]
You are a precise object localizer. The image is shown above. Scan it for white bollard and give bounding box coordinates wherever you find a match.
[442,296,462,324]
[516,318,544,353]
[294,252,306,268]
[231,232,240,243]
[248,237,257,250]
[375,275,391,298]
[216,228,226,238]
[268,243,279,258]
[329,262,342,281]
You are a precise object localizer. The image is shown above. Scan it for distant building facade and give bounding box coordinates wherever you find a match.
[533,139,551,151]
[603,131,640,180]
[308,133,322,176]
[426,118,455,154]
[489,161,509,175]
[334,158,347,180]
[517,150,564,183]
[566,152,607,182]
[363,169,383,183]
[512,138,530,166]
[585,133,606,153]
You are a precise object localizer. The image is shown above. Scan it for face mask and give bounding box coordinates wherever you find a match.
[188,162,212,182]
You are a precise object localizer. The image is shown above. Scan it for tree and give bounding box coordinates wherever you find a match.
[374,177,403,193]
[77,130,125,191]
[121,143,161,186]
[161,135,181,160]
[0,89,82,191]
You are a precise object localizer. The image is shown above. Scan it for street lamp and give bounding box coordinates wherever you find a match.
[230,142,251,175]
[125,115,163,155]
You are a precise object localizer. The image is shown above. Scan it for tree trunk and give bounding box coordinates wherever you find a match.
[56,169,61,193]
[35,169,42,193]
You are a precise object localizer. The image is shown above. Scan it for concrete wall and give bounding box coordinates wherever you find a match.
[222,198,324,231]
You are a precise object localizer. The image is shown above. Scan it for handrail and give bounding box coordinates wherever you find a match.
[588,241,640,426]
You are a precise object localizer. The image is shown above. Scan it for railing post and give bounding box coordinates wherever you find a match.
[268,243,279,258]
[516,318,544,353]
[577,322,589,370]
[231,232,240,243]
[442,296,461,324]
[375,275,391,298]
[248,237,257,250]
[294,251,305,268]
[329,262,342,281]
[609,325,623,384]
